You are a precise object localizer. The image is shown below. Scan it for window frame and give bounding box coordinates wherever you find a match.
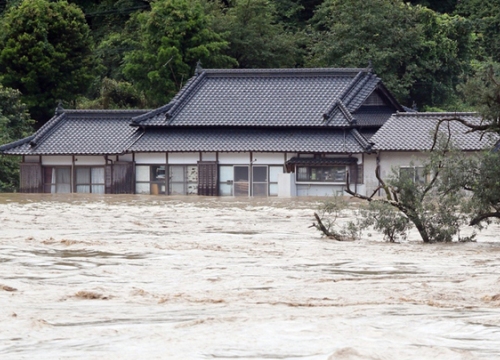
[399,166,427,184]
[295,165,348,183]
[74,166,105,194]
[135,164,167,195]
[43,166,72,193]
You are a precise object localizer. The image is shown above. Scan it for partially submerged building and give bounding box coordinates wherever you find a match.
[0,67,495,196]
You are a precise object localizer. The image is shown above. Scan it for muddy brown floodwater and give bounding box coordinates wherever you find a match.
[1,193,500,359]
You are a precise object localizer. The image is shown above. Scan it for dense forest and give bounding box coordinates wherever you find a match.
[0,0,500,191]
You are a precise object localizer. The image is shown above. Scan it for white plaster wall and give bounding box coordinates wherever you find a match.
[218,152,250,164]
[286,153,298,161]
[135,153,166,164]
[378,151,427,180]
[201,152,217,161]
[24,156,40,163]
[253,153,285,165]
[41,156,72,166]
[363,151,429,196]
[74,156,105,166]
[168,152,200,164]
[296,184,345,197]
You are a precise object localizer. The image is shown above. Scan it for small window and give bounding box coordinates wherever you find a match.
[43,167,71,193]
[135,165,167,194]
[169,165,198,195]
[399,166,426,184]
[296,166,347,182]
[75,167,105,194]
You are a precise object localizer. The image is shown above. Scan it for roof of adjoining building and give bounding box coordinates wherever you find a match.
[129,127,372,153]
[0,110,147,155]
[371,112,498,151]
[131,68,403,128]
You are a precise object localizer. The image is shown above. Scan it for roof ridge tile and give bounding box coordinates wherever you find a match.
[30,113,66,147]
[166,71,207,123]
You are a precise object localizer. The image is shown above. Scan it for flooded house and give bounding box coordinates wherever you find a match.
[0,67,492,196]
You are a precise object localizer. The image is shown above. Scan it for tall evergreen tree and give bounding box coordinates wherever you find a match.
[213,0,302,68]
[0,84,34,192]
[122,0,236,107]
[307,0,474,109]
[0,0,96,125]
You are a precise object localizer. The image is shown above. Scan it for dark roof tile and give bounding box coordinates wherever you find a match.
[372,112,498,151]
[1,110,148,155]
[133,68,394,128]
[129,128,368,153]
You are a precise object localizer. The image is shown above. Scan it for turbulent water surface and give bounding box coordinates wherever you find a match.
[0,194,500,359]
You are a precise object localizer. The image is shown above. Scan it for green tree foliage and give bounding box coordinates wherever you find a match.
[307,0,474,109]
[456,0,500,62]
[68,0,150,41]
[122,0,236,107]
[273,0,324,29]
[433,63,500,227]
[361,202,411,242]
[0,84,34,192]
[0,0,96,125]
[214,0,302,68]
[344,140,468,243]
[458,62,500,134]
[438,150,500,228]
[76,77,147,109]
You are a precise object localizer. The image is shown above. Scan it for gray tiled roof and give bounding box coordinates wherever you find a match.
[0,110,148,155]
[129,128,370,153]
[132,68,401,128]
[353,106,395,127]
[372,112,498,151]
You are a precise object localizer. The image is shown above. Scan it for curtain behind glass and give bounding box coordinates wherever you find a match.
[56,168,71,193]
[91,167,105,194]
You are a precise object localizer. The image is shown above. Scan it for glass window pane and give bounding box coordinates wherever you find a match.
[234,182,249,196]
[151,165,166,181]
[136,166,150,182]
[297,167,308,181]
[219,183,232,196]
[400,167,414,181]
[253,166,267,182]
[57,168,71,185]
[170,166,184,182]
[234,166,249,182]
[44,167,54,184]
[76,168,90,184]
[333,167,346,182]
[310,168,319,181]
[187,183,197,195]
[219,166,233,182]
[253,183,267,196]
[415,167,426,184]
[169,182,185,195]
[56,184,71,193]
[135,183,150,194]
[92,185,105,194]
[269,166,282,182]
[186,166,198,183]
[76,185,90,193]
[269,183,278,196]
[91,168,105,184]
